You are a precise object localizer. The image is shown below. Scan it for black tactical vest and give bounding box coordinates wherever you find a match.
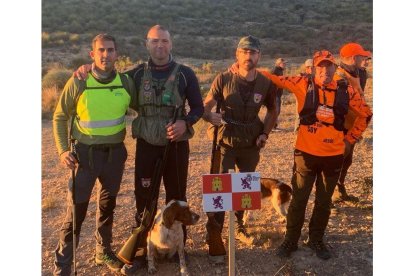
[299,77,349,131]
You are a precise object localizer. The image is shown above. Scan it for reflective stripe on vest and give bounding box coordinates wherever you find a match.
[78,115,125,128]
[75,73,130,136]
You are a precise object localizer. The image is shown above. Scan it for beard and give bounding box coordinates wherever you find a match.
[239,59,257,71]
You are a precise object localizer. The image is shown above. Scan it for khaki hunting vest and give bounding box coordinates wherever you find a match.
[133,63,194,145]
[217,72,271,148]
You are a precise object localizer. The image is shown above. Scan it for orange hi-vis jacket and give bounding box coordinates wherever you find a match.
[260,70,372,157]
[335,66,373,131]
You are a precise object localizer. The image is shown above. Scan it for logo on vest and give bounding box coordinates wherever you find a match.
[143,80,151,91]
[141,178,151,188]
[144,91,152,103]
[254,93,262,103]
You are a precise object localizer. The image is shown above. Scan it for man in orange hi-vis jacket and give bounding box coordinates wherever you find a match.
[259,50,372,260]
[332,42,373,203]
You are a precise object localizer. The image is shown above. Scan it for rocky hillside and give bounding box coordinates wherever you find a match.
[42,0,372,65]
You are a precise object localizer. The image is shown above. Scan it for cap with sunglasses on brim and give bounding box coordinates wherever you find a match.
[237,35,261,52]
[313,50,336,66]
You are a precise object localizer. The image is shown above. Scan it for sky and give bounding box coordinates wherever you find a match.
[1,0,413,275]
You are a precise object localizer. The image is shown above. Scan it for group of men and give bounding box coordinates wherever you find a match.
[52,24,372,275]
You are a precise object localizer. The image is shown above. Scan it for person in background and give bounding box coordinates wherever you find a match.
[294,58,314,133]
[332,42,373,203]
[299,58,314,77]
[271,57,288,132]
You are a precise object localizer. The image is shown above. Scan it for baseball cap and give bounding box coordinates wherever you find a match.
[313,50,336,66]
[304,59,313,67]
[237,35,260,52]
[340,42,372,58]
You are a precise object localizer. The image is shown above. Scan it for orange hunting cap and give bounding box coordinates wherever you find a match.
[313,50,336,66]
[340,42,372,58]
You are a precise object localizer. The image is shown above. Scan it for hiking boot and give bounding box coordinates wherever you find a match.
[120,256,146,275]
[95,251,124,272]
[276,240,298,258]
[332,185,359,203]
[304,239,331,260]
[235,224,254,245]
[206,229,226,264]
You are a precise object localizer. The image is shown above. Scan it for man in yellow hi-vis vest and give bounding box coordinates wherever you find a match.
[52,34,137,276]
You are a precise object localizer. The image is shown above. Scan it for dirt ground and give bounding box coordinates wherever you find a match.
[41,80,373,276]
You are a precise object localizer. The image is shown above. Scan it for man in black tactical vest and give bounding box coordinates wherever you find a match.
[202,35,278,264]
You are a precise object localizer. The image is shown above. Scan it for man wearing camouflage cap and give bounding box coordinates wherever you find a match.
[202,35,277,263]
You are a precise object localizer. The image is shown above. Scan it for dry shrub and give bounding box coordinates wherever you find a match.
[196,72,216,84]
[42,67,72,90]
[69,56,91,70]
[42,86,60,117]
[42,194,58,210]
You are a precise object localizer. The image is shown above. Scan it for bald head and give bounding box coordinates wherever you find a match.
[147,25,171,39]
[145,25,173,65]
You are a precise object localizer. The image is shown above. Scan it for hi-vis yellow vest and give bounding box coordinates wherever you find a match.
[75,73,131,136]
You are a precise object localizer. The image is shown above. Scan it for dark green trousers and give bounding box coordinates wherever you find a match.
[285,149,343,243]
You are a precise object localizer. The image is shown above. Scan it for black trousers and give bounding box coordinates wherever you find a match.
[133,138,189,249]
[54,142,127,275]
[285,149,343,243]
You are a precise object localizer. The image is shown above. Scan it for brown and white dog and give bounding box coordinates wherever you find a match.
[243,178,292,224]
[147,199,200,276]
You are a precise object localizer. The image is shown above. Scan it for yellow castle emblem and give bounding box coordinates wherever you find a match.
[212,177,223,191]
[241,194,252,209]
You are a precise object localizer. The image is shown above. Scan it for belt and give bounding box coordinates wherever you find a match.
[222,117,258,126]
[77,142,124,169]
[77,142,123,151]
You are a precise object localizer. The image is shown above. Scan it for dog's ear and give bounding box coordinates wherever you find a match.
[162,201,180,229]
[281,184,293,194]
